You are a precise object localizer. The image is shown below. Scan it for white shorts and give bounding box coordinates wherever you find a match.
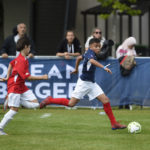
[71,78,104,101]
[8,90,37,107]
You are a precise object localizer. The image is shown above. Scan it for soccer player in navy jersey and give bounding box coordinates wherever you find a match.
[0,36,48,135]
[40,38,126,130]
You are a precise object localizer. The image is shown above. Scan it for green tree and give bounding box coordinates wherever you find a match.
[97,0,141,18]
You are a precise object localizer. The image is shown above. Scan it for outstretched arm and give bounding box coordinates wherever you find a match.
[89,59,112,74]
[7,64,12,79]
[0,64,12,81]
[27,74,48,80]
[71,55,83,74]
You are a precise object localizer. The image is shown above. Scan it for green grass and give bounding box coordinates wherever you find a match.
[0,107,150,150]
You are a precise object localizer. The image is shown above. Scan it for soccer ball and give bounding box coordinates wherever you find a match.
[127,121,141,133]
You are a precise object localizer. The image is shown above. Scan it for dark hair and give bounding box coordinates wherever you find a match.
[16,36,30,51]
[89,38,100,45]
[65,30,75,37]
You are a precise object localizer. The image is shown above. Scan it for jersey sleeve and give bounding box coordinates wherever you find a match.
[16,60,30,80]
[10,59,16,67]
[86,51,95,60]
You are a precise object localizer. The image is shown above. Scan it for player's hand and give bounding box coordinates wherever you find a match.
[42,74,48,80]
[104,68,112,74]
[71,69,78,74]
[28,53,34,58]
[0,78,8,81]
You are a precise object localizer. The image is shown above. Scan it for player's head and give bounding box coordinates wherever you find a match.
[65,30,75,43]
[16,36,31,56]
[89,38,101,54]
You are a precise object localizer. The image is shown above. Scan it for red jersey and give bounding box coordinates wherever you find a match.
[7,53,30,94]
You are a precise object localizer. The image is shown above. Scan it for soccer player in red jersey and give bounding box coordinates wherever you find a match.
[40,38,126,130]
[0,36,48,135]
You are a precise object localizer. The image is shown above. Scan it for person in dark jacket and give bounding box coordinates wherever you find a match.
[56,30,81,59]
[0,23,36,58]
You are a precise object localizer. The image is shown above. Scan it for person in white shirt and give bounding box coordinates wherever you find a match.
[116,37,137,59]
[85,27,105,50]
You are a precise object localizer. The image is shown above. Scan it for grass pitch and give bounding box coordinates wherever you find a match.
[0,107,150,150]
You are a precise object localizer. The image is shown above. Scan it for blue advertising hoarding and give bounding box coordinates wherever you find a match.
[0,57,150,107]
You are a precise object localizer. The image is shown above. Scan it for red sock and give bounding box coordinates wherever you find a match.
[44,97,69,106]
[103,102,116,125]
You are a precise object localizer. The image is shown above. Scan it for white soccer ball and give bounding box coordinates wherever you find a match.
[127,121,141,134]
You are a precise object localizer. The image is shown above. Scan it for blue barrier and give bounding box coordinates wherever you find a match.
[0,57,150,107]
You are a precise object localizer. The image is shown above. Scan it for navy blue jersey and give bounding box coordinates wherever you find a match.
[80,49,97,82]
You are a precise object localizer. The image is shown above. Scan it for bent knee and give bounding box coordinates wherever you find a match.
[97,94,109,103]
[68,103,75,107]
[31,99,38,103]
[32,102,39,108]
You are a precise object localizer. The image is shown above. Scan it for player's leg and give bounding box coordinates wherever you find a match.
[68,97,79,107]
[97,94,116,124]
[88,82,126,130]
[21,99,39,109]
[88,83,116,126]
[20,90,39,109]
[40,78,85,108]
[0,107,18,135]
[40,96,79,108]
[3,94,9,111]
[97,93,126,130]
[40,96,70,108]
[0,93,20,135]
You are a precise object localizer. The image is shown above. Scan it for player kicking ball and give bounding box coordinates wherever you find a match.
[0,36,48,135]
[40,38,126,130]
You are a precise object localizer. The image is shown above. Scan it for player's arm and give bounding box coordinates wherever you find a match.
[0,63,12,81]
[71,55,83,74]
[6,64,12,79]
[89,59,112,74]
[27,74,48,80]
[16,61,48,80]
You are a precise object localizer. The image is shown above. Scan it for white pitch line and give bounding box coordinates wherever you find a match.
[40,113,52,118]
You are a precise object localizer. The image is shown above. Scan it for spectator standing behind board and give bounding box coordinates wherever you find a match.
[85,27,105,50]
[116,37,137,59]
[116,37,137,109]
[0,23,36,58]
[116,37,137,76]
[56,30,81,59]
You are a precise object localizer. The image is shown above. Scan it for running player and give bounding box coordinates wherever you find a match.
[40,38,127,130]
[0,36,48,135]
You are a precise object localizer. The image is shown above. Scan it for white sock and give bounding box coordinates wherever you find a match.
[21,101,39,109]
[0,109,17,129]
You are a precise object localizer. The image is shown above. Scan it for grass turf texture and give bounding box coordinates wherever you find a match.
[0,107,150,150]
